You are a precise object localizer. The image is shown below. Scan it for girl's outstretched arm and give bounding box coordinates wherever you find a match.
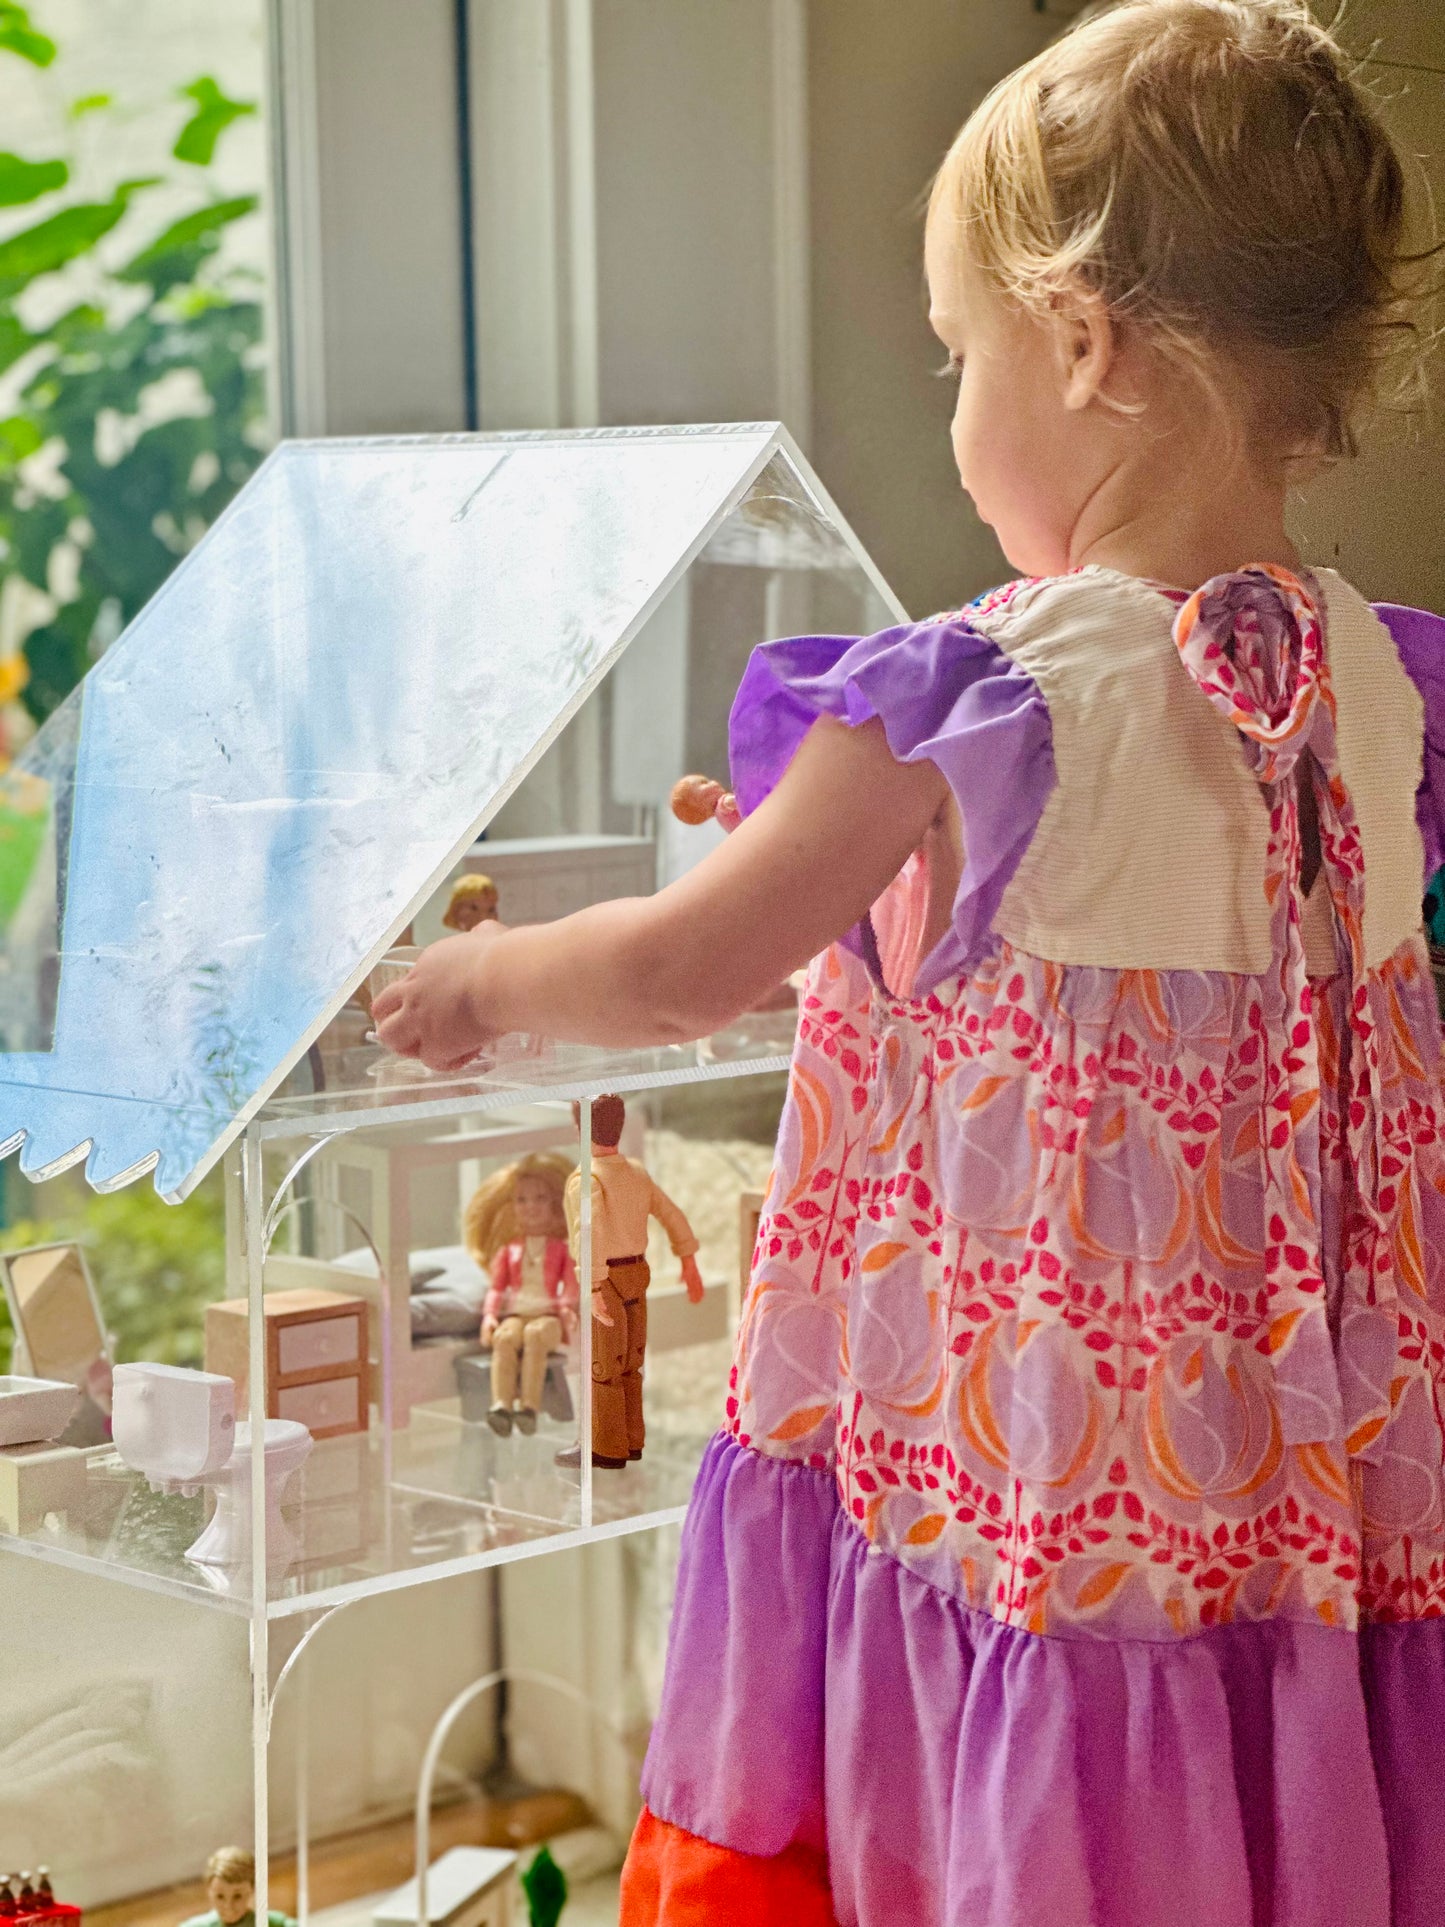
[374,716,948,1069]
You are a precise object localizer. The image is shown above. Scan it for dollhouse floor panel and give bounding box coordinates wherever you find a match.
[0,1335,734,1620]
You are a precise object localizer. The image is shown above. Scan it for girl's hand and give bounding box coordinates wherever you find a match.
[481,1315,499,1345]
[373,923,506,1071]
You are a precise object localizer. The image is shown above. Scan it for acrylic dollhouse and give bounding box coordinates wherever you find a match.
[0,426,900,1923]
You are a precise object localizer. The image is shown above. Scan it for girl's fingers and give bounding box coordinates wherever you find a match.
[372,980,404,1022]
[375,1008,421,1056]
[370,928,503,1070]
[421,1046,489,1075]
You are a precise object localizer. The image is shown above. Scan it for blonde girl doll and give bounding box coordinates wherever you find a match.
[465,1152,579,1435]
[379,4,1445,1920]
[443,873,499,933]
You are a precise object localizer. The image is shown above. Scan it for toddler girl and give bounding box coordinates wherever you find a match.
[377,2,1445,1920]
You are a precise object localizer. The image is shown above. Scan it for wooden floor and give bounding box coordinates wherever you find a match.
[86,1789,592,1927]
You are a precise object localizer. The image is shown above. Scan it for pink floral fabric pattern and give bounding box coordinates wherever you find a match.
[728,568,1445,1642]
[728,940,873,1473]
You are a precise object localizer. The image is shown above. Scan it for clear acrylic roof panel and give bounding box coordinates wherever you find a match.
[0,425,900,1200]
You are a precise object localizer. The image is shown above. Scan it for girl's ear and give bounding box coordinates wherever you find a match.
[1055,290,1115,412]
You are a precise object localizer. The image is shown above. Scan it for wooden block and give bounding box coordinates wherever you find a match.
[0,1441,86,1533]
[204,1289,370,1437]
[374,1847,518,1927]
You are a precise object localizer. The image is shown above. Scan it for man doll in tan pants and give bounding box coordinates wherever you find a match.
[557,1094,704,1469]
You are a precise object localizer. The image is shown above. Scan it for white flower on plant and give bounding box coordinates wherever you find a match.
[15,434,67,501]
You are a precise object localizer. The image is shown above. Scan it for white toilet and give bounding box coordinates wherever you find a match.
[112,1362,234,1487]
[185,1418,313,1571]
[112,1362,313,1570]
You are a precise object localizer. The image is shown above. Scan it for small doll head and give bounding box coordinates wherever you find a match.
[464,1151,573,1265]
[204,1849,255,1927]
[925,1,1425,572]
[572,1093,626,1150]
[443,873,499,932]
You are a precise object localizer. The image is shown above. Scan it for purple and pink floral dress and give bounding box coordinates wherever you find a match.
[624,564,1445,1927]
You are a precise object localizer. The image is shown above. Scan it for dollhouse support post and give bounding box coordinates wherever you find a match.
[578,1096,592,1530]
[243,1125,272,1925]
[295,1657,311,1927]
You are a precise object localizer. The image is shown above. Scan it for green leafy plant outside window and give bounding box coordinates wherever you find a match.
[0,3,267,731]
[0,1171,227,1373]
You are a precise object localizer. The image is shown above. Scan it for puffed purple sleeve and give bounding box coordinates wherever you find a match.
[727,617,1055,991]
[1374,602,1445,883]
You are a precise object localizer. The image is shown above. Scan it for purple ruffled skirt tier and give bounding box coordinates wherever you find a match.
[642,1433,1445,1927]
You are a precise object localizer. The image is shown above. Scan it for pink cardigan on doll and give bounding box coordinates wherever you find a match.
[483,1238,579,1325]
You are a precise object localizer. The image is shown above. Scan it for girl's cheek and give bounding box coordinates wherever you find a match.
[951,388,990,514]
[950,388,975,491]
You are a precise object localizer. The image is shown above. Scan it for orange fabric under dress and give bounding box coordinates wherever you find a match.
[621,1808,837,1927]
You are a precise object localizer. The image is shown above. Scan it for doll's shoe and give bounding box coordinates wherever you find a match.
[555,1442,627,1470]
[514,1405,537,1435]
[487,1404,513,1437]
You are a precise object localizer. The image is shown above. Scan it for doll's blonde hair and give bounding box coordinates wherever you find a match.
[205,1850,254,1887]
[464,1152,573,1266]
[928,0,1436,465]
[443,874,497,929]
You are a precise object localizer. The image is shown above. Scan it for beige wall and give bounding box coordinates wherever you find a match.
[1291,9,1445,607]
[593,0,782,425]
[806,0,1445,618]
[305,0,470,435]
[807,2,1058,619]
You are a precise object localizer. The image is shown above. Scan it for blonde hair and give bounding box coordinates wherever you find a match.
[443,874,497,929]
[928,0,1436,464]
[205,1850,254,1887]
[464,1152,574,1267]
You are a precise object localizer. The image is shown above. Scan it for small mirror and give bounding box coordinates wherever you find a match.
[1,1242,112,1445]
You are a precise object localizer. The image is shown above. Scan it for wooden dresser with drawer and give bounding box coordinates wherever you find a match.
[204,1287,370,1437]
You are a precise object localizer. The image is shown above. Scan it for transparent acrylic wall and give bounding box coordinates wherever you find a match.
[488,449,895,860]
[0,1550,254,1912]
[0,425,896,1205]
[0,1056,788,1927]
[265,1539,681,1927]
[0,1067,782,1589]
[0,1475,683,1927]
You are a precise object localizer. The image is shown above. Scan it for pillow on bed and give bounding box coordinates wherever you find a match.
[336,1243,488,1295]
[410,1289,485,1339]
[334,1243,490,1338]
